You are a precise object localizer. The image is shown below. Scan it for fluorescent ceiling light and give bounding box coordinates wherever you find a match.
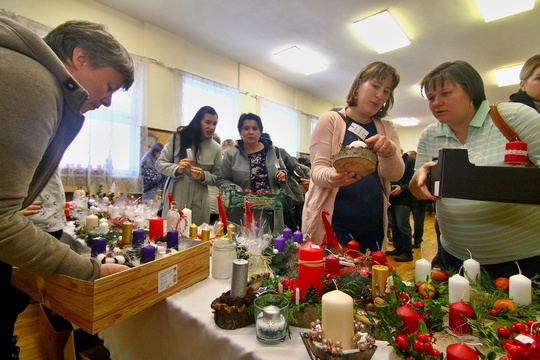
[476,0,534,22]
[392,118,419,127]
[495,64,523,87]
[352,10,410,54]
[273,46,328,75]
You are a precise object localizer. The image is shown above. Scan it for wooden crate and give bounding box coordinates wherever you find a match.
[13,240,209,334]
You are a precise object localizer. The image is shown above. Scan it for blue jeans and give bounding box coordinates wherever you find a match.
[440,246,540,281]
[388,204,413,255]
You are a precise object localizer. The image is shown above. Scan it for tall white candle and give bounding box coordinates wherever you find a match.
[448,274,470,304]
[85,214,98,231]
[180,207,193,236]
[414,259,432,285]
[509,273,532,305]
[463,258,480,283]
[322,290,355,350]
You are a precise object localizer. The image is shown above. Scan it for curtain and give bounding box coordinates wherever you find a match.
[259,99,301,156]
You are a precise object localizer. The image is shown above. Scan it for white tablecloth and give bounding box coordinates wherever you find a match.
[100,276,392,360]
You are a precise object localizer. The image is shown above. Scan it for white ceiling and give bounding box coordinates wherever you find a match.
[96,0,539,127]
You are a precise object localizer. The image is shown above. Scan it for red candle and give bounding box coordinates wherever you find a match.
[396,305,419,334]
[446,343,479,360]
[216,195,228,227]
[449,301,474,335]
[148,216,164,240]
[297,241,324,300]
[244,200,253,230]
[325,254,340,276]
[372,251,387,265]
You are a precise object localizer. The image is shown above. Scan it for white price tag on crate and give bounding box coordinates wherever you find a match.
[158,264,178,293]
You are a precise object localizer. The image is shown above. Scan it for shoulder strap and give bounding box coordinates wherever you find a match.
[490,103,535,167]
[490,104,519,142]
[334,110,363,141]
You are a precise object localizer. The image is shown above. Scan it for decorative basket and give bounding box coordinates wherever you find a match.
[300,333,377,360]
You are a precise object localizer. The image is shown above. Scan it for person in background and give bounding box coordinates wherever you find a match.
[406,150,429,249]
[208,133,221,223]
[302,61,404,252]
[140,142,166,200]
[386,150,416,262]
[410,60,540,279]
[221,139,235,154]
[0,17,134,358]
[217,113,286,230]
[509,54,540,113]
[156,106,221,225]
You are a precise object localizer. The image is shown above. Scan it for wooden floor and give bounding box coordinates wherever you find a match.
[14,214,438,359]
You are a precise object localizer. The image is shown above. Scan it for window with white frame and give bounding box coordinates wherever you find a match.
[310,115,318,135]
[181,73,240,142]
[260,100,301,156]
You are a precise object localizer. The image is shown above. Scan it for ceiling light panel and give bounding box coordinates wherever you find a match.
[352,10,410,54]
[476,0,535,22]
[495,64,523,87]
[273,46,328,75]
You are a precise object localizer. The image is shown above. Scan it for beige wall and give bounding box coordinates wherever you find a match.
[2,0,425,154]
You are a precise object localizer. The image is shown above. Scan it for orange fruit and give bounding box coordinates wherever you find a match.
[494,277,510,292]
[431,269,448,283]
[418,283,436,299]
[493,298,515,311]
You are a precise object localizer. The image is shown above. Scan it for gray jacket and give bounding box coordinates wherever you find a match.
[156,133,222,225]
[0,17,100,281]
[217,138,286,192]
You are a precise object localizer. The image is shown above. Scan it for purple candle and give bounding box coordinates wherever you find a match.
[166,230,179,250]
[132,229,146,249]
[140,245,156,264]
[274,235,286,253]
[293,229,303,244]
[283,227,292,240]
[91,237,107,258]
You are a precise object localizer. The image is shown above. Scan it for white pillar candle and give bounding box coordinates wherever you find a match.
[180,207,193,237]
[85,214,99,231]
[322,290,355,350]
[449,274,470,304]
[509,273,532,305]
[414,258,432,285]
[463,258,480,283]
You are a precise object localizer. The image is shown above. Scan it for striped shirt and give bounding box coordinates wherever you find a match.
[417,100,540,264]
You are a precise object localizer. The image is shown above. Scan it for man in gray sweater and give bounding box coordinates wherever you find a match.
[0,17,134,358]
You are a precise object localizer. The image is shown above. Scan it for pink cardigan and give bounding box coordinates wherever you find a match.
[302,109,405,245]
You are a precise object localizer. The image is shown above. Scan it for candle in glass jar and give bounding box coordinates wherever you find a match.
[274,235,286,253]
[463,258,480,283]
[322,290,354,350]
[449,274,470,304]
[449,301,474,335]
[140,244,156,264]
[509,273,532,305]
[297,241,323,300]
[148,216,163,240]
[91,237,107,258]
[415,258,432,285]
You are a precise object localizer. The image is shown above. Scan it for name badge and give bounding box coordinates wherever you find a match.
[347,123,369,140]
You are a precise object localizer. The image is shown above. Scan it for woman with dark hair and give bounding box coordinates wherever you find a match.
[140,142,166,200]
[217,113,286,230]
[302,61,404,254]
[410,60,540,279]
[509,54,540,113]
[156,106,221,225]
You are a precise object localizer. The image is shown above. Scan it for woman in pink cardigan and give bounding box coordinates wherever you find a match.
[302,61,404,252]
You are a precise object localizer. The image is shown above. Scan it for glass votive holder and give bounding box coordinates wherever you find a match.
[254,293,289,345]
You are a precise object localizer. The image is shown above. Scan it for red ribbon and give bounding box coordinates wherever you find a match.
[321,209,341,249]
[244,200,253,230]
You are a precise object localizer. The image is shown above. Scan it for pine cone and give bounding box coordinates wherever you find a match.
[303,285,320,303]
[322,280,337,295]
